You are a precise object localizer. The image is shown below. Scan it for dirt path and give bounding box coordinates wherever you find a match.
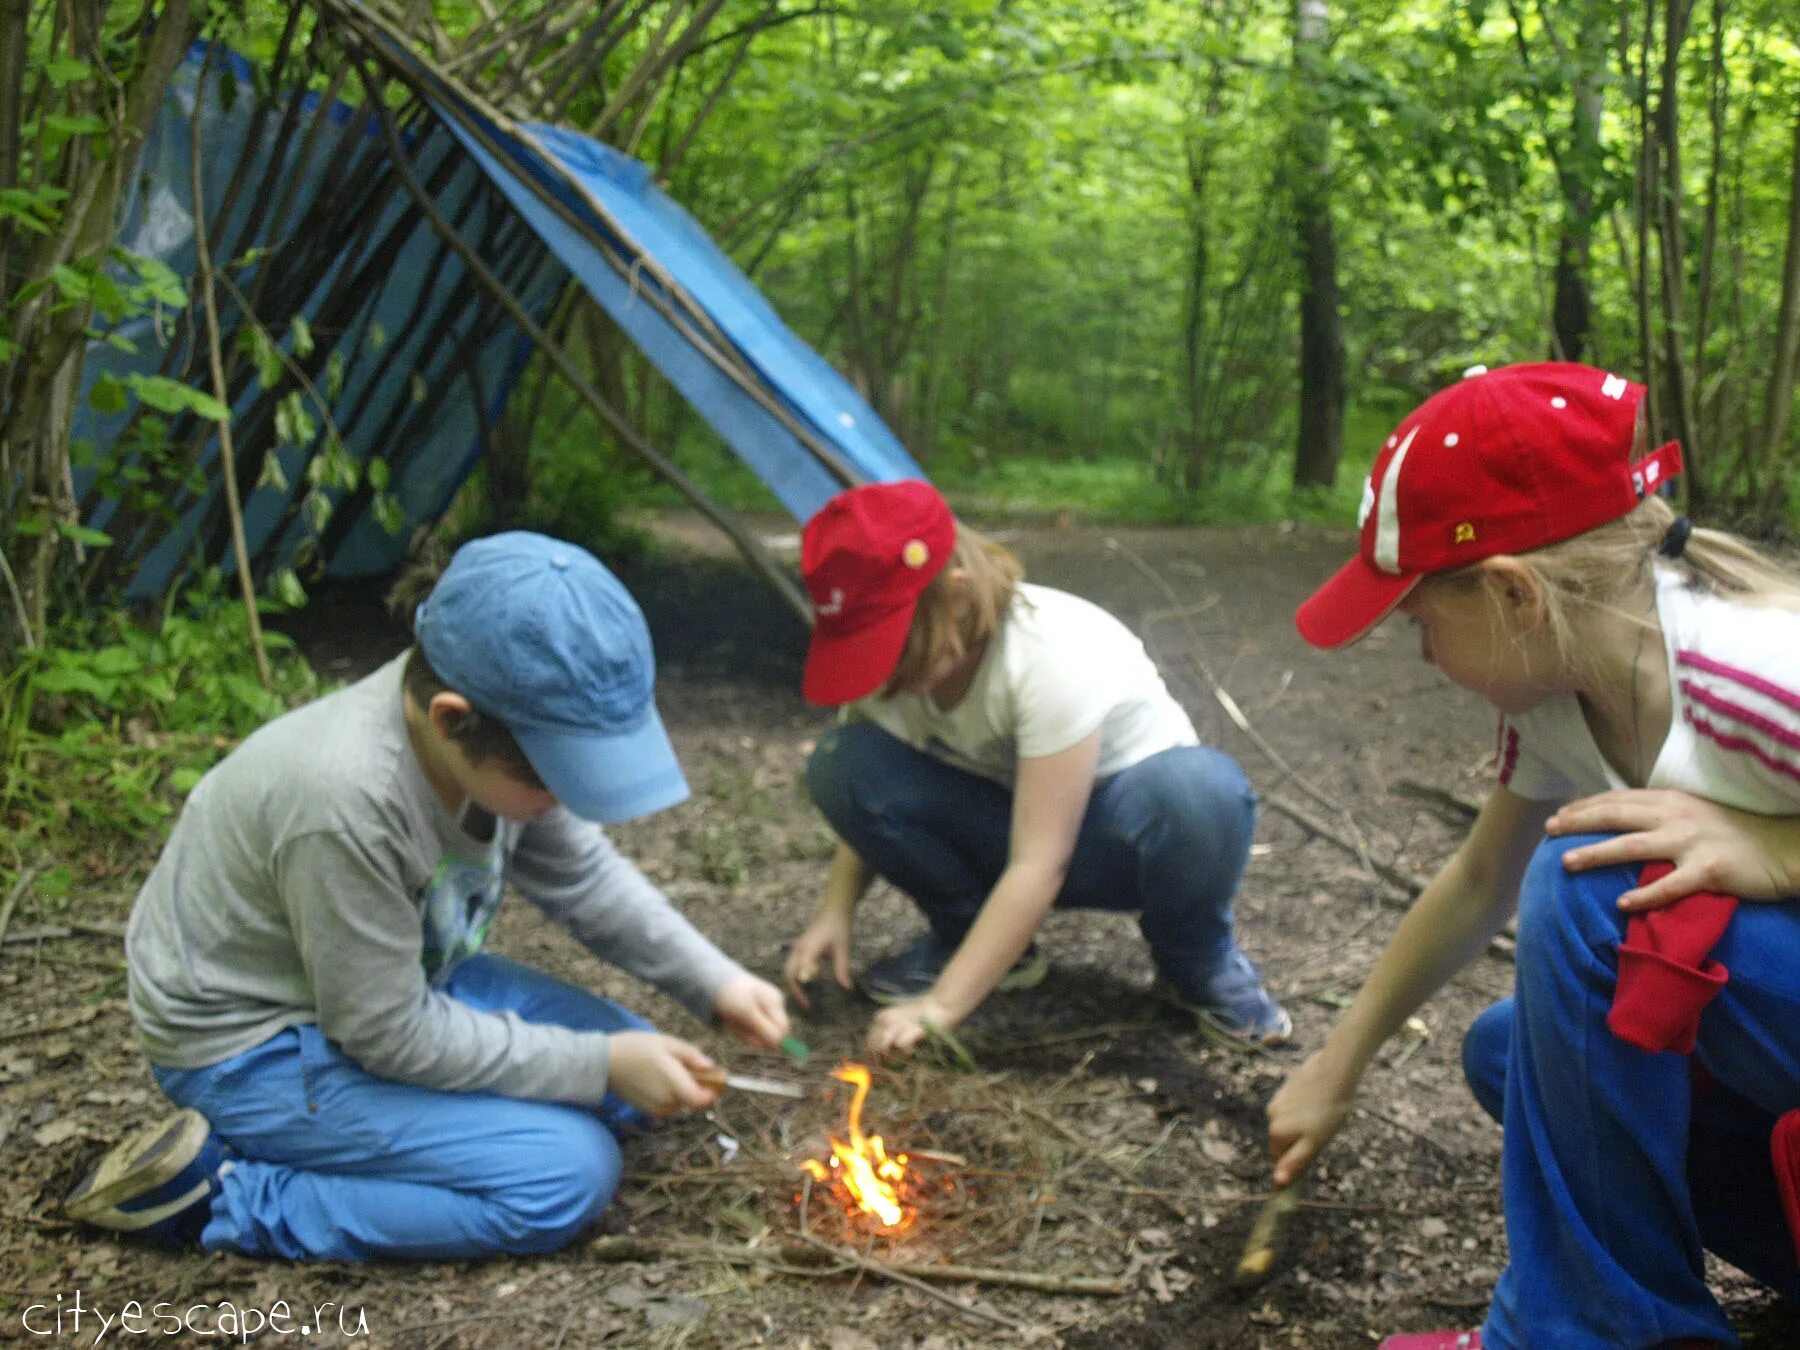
[2,514,1793,1347]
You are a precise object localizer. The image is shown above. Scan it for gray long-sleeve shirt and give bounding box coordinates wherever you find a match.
[126,655,744,1106]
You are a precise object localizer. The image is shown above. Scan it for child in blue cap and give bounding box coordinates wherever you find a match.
[64,532,789,1261]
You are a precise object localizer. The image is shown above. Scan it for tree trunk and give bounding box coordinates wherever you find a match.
[1291,0,1345,491]
[1653,0,1699,494]
[2,0,196,652]
[1757,101,1800,528]
[1550,9,1609,363]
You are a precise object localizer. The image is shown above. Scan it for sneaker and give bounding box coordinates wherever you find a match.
[64,1108,228,1248]
[862,933,1050,1005]
[1379,1336,1482,1350]
[1154,948,1293,1047]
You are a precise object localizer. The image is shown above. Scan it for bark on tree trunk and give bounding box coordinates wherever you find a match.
[1291,0,1345,492]
[1757,102,1800,527]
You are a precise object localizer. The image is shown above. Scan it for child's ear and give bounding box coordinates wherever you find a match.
[426,691,475,738]
[1480,557,1547,631]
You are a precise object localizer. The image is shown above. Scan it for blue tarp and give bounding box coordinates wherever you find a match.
[76,43,922,597]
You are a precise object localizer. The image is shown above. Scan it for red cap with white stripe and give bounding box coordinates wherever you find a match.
[1296,362,1684,649]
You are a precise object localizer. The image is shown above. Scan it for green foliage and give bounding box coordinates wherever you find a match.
[0,583,322,863]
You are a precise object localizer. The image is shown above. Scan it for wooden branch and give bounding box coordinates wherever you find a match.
[1392,778,1481,821]
[357,61,813,623]
[0,865,39,957]
[190,53,272,691]
[1261,794,1516,962]
[578,1232,1126,1299]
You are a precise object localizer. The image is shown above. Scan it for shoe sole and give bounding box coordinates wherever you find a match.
[861,953,1051,1007]
[1152,978,1293,1050]
[64,1109,210,1221]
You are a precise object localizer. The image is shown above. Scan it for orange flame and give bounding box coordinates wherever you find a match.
[799,1063,912,1230]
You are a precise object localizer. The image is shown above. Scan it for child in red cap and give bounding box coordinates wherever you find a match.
[1268,363,1800,1348]
[782,479,1290,1056]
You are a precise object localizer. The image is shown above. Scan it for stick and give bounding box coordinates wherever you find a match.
[189,51,272,692]
[1017,1103,1188,1221]
[579,1234,1129,1297]
[0,867,40,961]
[1263,794,1516,965]
[1231,1182,1302,1287]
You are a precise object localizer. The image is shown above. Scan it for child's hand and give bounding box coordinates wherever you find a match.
[866,996,954,1059]
[713,973,790,1049]
[783,911,854,1008]
[1266,1050,1358,1188]
[606,1032,721,1117]
[1547,788,1800,909]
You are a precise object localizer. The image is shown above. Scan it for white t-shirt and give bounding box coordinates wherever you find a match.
[1499,568,1800,815]
[848,583,1199,786]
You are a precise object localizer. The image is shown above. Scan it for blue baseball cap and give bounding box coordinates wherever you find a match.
[414,531,688,823]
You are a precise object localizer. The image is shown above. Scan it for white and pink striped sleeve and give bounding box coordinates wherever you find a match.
[1675,647,1800,807]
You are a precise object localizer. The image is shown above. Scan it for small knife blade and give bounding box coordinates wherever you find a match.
[697,1067,806,1099]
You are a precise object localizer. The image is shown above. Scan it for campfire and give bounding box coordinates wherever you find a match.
[799,1063,914,1231]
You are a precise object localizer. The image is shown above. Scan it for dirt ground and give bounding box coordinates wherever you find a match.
[4,512,1797,1348]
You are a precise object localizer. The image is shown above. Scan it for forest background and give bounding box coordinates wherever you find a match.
[3,0,1800,914]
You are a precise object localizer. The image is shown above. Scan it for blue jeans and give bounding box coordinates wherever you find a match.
[153,954,652,1262]
[1458,835,1800,1348]
[804,722,1259,990]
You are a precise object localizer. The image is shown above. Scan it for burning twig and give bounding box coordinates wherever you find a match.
[798,1063,915,1231]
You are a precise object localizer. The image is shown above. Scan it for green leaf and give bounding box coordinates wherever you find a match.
[128,374,229,422]
[290,315,314,358]
[88,374,129,415]
[56,522,113,548]
[256,451,289,494]
[44,57,92,84]
[271,567,308,609]
[170,767,206,794]
[367,322,387,351]
[367,458,390,490]
[410,372,427,405]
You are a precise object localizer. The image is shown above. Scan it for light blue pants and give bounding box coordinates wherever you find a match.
[804,722,1259,995]
[153,954,651,1262]
[1460,834,1800,1348]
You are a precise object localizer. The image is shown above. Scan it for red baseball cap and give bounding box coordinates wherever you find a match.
[801,480,957,705]
[1296,362,1684,649]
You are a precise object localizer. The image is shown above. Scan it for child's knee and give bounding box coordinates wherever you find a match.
[1462,1000,1512,1123]
[804,724,870,820]
[1515,833,1633,968]
[1113,748,1256,864]
[493,1115,623,1254]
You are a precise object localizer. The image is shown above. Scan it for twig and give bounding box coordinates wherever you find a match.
[919,1018,978,1070]
[1017,1102,1187,1221]
[789,1231,1027,1327]
[189,52,272,692]
[1394,777,1482,821]
[1231,1182,1303,1287]
[0,866,41,960]
[0,543,34,650]
[1264,794,1516,965]
[1356,1103,1456,1157]
[1105,537,1385,879]
[579,1233,1129,1298]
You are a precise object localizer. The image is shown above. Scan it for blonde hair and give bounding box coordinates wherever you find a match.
[1463,494,1800,690]
[885,524,1024,690]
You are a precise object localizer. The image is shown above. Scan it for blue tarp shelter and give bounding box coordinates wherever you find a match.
[75,33,922,608]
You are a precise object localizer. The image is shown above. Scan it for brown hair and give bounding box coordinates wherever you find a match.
[884,523,1025,691]
[387,560,544,787]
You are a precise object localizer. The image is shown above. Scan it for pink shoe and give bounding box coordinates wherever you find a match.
[1378,1335,1481,1350]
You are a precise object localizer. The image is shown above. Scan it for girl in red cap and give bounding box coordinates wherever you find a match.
[1270,363,1800,1348]
[782,479,1289,1057]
